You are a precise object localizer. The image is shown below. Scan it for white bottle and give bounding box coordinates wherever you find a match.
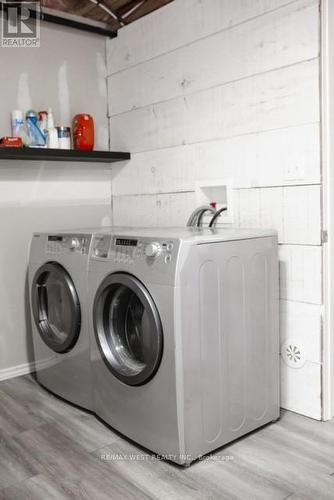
[11,110,24,137]
[46,108,58,149]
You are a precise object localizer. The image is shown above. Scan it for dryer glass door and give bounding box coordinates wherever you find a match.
[32,263,81,353]
[94,273,163,386]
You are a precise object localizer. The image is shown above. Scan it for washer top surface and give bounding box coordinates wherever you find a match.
[33,227,112,237]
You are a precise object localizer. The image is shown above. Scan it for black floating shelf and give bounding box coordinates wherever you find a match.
[0,148,130,163]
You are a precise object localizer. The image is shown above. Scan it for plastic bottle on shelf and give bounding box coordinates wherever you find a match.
[38,111,48,136]
[11,110,24,137]
[11,111,31,146]
[26,110,46,147]
[46,108,58,149]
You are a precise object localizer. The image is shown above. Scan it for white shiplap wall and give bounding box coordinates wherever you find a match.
[107,0,322,418]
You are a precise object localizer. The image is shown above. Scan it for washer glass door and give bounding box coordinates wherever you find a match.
[94,273,163,386]
[32,262,81,353]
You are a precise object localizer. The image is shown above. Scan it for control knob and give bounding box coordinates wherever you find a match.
[94,248,105,257]
[69,238,80,250]
[145,242,161,258]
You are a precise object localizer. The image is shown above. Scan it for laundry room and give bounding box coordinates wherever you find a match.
[0,0,333,499]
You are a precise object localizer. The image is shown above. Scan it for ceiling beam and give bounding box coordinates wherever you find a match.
[0,2,118,37]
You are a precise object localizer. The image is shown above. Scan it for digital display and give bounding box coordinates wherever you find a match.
[48,235,63,242]
[116,238,137,247]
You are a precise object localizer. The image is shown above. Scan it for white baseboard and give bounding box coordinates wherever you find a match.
[0,361,35,382]
[0,356,59,382]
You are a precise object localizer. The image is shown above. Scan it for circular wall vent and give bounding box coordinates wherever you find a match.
[280,340,305,369]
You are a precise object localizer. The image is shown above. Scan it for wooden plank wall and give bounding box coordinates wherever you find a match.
[107,0,322,419]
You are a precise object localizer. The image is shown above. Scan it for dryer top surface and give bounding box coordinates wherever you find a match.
[105,226,277,244]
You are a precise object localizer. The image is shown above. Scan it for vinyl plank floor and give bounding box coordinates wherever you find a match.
[0,376,82,423]
[1,375,334,500]
[0,474,76,500]
[0,430,43,490]
[93,439,215,500]
[48,412,120,453]
[0,388,46,436]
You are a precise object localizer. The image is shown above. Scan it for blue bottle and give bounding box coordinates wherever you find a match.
[26,110,46,147]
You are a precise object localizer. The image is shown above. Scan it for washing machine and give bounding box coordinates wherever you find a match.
[88,227,279,465]
[29,231,95,410]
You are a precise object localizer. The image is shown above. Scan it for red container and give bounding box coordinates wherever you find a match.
[0,136,23,148]
[72,114,94,151]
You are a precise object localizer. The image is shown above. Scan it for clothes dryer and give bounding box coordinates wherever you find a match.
[88,227,279,465]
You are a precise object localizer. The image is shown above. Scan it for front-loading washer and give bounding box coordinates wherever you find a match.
[88,227,279,465]
[29,231,95,410]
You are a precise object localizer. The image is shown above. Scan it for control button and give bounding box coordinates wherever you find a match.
[69,238,80,250]
[145,242,162,258]
[165,254,172,264]
[166,243,174,252]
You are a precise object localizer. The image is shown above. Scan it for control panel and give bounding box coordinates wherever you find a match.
[90,235,177,266]
[46,234,90,255]
[114,237,140,264]
[112,236,175,266]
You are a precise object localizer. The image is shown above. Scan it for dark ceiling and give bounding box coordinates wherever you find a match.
[41,0,173,31]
